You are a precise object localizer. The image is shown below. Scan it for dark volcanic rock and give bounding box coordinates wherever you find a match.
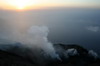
[0,43,100,66]
[52,44,100,66]
[0,50,35,66]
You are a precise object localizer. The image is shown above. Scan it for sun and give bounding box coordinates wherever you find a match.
[7,0,37,10]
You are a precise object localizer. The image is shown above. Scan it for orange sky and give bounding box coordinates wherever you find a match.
[0,0,100,10]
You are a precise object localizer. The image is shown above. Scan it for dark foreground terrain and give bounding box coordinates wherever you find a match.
[0,44,100,66]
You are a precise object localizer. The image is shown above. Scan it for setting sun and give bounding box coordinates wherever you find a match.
[6,0,38,10]
[13,0,28,9]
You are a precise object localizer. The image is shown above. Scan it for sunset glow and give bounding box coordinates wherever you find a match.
[0,0,39,10]
[0,0,100,10]
[6,0,38,10]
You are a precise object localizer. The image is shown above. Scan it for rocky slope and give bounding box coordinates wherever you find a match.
[0,43,100,66]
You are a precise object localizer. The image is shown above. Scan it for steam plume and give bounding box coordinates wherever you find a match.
[0,21,59,60]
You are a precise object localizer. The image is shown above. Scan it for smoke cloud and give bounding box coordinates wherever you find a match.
[0,21,59,60]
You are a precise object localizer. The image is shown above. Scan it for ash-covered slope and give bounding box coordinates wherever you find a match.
[0,43,100,66]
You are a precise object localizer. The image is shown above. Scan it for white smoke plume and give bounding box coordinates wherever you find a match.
[27,26,58,58]
[64,48,79,58]
[88,50,98,59]
[65,48,79,56]
[0,21,60,60]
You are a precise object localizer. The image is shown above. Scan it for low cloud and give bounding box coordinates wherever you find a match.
[86,26,99,32]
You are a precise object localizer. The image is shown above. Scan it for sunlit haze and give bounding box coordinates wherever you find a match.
[0,0,100,10]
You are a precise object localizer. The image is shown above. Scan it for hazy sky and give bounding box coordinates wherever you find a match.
[0,0,100,10]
